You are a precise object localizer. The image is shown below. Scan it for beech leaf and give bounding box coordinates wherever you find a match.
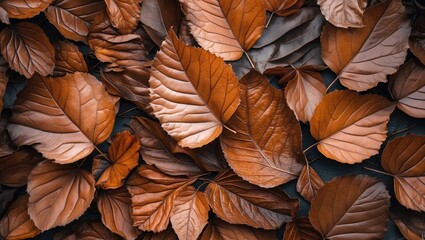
[0,0,52,20]
[105,0,141,34]
[200,219,278,240]
[263,0,304,17]
[283,217,322,240]
[296,164,324,202]
[53,40,88,77]
[317,0,367,28]
[410,14,425,65]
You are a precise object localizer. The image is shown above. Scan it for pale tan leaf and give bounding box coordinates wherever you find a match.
[317,0,367,28]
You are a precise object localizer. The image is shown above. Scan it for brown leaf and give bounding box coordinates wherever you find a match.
[321,0,410,91]
[0,147,42,187]
[54,222,121,240]
[181,0,266,60]
[310,90,395,164]
[283,217,321,240]
[0,110,13,158]
[0,22,55,78]
[8,72,117,164]
[94,131,140,189]
[178,16,197,47]
[0,0,52,19]
[142,225,178,240]
[410,14,425,65]
[45,0,106,43]
[381,135,425,211]
[97,187,140,240]
[105,0,141,34]
[126,165,197,232]
[53,40,88,77]
[170,186,209,240]
[0,195,40,240]
[140,0,182,46]
[200,219,278,240]
[205,168,298,229]
[0,7,9,24]
[0,56,8,114]
[309,175,390,240]
[0,188,16,217]
[296,164,324,202]
[389,59,425,118]
[317,0,367,28]
[390,204,425,240]
[219,70,303,188]
[27,160,95,231]
[149,30,240,148]
[263,0,304,16]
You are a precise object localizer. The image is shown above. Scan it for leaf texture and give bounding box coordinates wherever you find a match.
[105,0,141,34]
[283,217,322,240]
[219,70,303,187]
[200,219,278,240]
[309,175,390,240]
[54,222,121,240]
[321,0,411,91]
[410,14,425,65]
[310,90,395,164]
[27,160,96,231]
[53,40,88,77]
[263,0,304,16]
[149,30,240,148]
[296,164,324,202]
[8,72,117,164]
[0,0,52,19]
[317,0,367,28]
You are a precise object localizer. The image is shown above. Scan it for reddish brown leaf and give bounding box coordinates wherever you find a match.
[27,160,96,231]
[317,0,367,28]
[0,147,42,187]
[296,164,324,202]
[321,0,410,91]
[0,110,13,158]
[309,175,390,240]
[381,135,425,211]
[390,204,425,240]
[205,169,298,229]
[45,0,106,43]
[200,219,278,240]
[53,40,88,77]
[0,22,55,78]
[143,225,178,240]
[219,70,303,187]
[149,30,240,148]
[126,165,197,232]
[310,90,395,164]
[0,0,52,19]
[54,222,121,240]
[263,0,304,16]
[94,131,140,189]
[0,195,40,240]
[283,217,321,240]
[181,0,266,60]
[97,187,140,240]
[410,14,425,65]
[389,59,425,118]
[0,56,8,114]
[105,0,141,34]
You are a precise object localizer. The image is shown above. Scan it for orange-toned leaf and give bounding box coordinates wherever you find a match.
[200,219,278,240]
[53,40,88,77]
[149,30,240,148]
[219,70,303,187]
[27,160,95,231]
[296,164,324,202]
[283,217,321,240]
[0,22,55,78]
[0,0,52,19]
[180,0,266,60]
[310,90,395,163]
[381,135,425,211]
[104,0,141,34]
[410,14,425,65]
[263,0,304,16]
[317,0,367,28]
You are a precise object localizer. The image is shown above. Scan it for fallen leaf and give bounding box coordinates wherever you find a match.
[54,222,121,240]
[180,0,266,60]
[27,160,95,231]
[309,175,390,240]
[317,0,367,28]
[390,203,425,240]
[105,0,141,34]
[381,135,425,211]
[296,164,324,202]
[205,168,298,229]
[8,73,117,164]
[0,7,9,24]
[0,22,55,78]
[310,90,395,164]
[53,40,88,77]
[263,0,304,16]
[283,217,322,240]
[143,225,178,240]
[219,70,303,187]
[200,219,278,240]
[149,30,240,148]
[321,0,410,91]
[410,14,425,65]
[0,0,52,19]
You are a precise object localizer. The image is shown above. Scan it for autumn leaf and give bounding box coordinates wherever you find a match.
[8,72,117,164]
[309,175,390,240]
[283,217,321,240]
[317,0,367,28]
[0,0,52,20]
[180,0,266,60]
[219,70,303,187]
[54,222,121,240]
[143,225,178,240]
[321,0,411,91]
[381,135,425,211]
[0,56,8,115]
[200,219,278,240]
[53,40,88,77]
[390,203,425,240]
[178,16,197,47]
[410,14,425,65]
[296,164,324,202]
[27,160,96,231]
[310,90,395,164]
[104,0,141,34]
[0,22,55,78]
[149,30,240,148]
[263,0,304,17]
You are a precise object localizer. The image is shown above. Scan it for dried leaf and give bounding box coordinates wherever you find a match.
[0,189,15,217]
[389,58,425,118]
[181,0,266,60]
[54,222,121,240]
[205,169,298,229]
[27,160,95,231]
[0,195,40,240]
[126,165,197,232]
[95,131,140,189]
[45,0,106,43]
[0,56,8,114]
[149,30,240,148]
[296,164,324,202]
[309,175,390,239]
[200,219,278,240]
[53,40,88,77]
[283,217,322,240]
[143,225,178,240]
[8,72,117,164]
[0,22,55,78]
[170,186,209,240]
[179,16,197,47]
[381,135,425,211]
[317,0,367,28]
[219,70,303,187]
[97,187,140,240]
[390,204,425,240]
[0,0,52,19]
[105,0,141,34]
[0,7,9,24]
[410,14,425,65]
[321,0,410,91]
[310,90,395,164]
[263,0,304,16]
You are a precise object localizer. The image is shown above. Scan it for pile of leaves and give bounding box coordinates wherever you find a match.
[0,0,424,239]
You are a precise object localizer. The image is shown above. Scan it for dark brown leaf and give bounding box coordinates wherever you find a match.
[53,40,88,77]
[0,56,8,113]
[105,0,141,34]
[142,225,178,240]
[0,0,52,19]
[54,222,121,240]
[390,203,425,240]
[296,164,324,202]
[0,188,15,217]
[283,217,322,240]
[200,219,278,240]
[410,14,425,65]
[263,0,304,16]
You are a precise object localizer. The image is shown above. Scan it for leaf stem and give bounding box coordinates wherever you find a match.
[93,145,111,162]
[244,52,257,72]
[388,122,418,138]
[303,142,319,154]
[265,12,274,28]
[118,107,140,117]
[326,75,339,92]
[223,124,237,134]
[363,167,394,177]
[196,181,210,192]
